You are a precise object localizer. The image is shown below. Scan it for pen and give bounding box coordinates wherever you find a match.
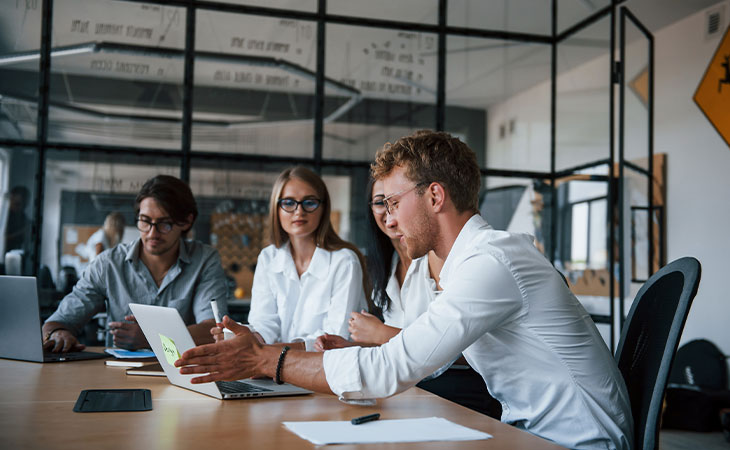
[351,413,380,425]
[210,299,222,324]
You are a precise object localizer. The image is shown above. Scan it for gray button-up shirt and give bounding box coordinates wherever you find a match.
[47,238,229,346]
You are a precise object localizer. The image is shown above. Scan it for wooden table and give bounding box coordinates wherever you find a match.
[0,351,565,450]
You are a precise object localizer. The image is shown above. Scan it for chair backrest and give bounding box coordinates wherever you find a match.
[615,257,701,450]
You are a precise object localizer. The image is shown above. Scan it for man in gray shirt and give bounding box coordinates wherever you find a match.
[43,175,229,352]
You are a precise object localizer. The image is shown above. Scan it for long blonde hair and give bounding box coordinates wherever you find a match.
[103,212,126,247]
[267,166,372,307]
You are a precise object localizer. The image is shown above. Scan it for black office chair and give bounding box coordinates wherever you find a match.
[615,257,701,450]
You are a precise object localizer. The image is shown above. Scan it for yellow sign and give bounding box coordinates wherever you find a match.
[159,334,180,366]
[694,25,730,147]
[630,66,649,106]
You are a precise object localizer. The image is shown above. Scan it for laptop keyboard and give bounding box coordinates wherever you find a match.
[43,351,105,362]
[216,381,273,394]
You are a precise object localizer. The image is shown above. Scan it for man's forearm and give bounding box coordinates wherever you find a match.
[260,346,333,394]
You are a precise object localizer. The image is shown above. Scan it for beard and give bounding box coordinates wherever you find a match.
[143,237,178,257]
[402,202,437,260]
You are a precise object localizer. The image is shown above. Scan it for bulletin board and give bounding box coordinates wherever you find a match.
[61,224,101,264]
[211,212,267,299]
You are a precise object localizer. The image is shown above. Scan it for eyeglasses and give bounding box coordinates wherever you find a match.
[278,198,322,213]
[369,195,386,214]
[136,218,176,234]
[382,182,428,215]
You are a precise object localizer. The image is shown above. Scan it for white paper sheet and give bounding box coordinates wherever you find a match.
[282,417,492,445]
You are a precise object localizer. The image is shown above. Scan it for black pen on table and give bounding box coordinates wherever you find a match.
[351,413,380,425]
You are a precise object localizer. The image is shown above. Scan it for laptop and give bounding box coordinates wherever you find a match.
[129,303,312,400]
[0,276,108,362]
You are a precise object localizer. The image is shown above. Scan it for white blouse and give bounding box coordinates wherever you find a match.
[381,253,451,381]
[84,228,110,261]
[247,244,366,351]
[381,253,438,328]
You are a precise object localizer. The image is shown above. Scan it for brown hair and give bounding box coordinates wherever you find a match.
[371,130,481,213]
[267,166,372,307]
[135,175,198,234]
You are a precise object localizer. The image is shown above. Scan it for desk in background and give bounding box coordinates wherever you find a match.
[0,350,566,450]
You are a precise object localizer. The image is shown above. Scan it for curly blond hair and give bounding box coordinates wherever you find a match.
[371,130,481,213]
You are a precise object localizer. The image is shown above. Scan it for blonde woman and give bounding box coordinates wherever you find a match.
[86,212,125,261]
[234,167,369,351]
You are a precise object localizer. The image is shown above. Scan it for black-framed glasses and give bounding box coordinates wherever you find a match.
[369,195,386,214]
[382,182,428,215]
[278,198,322,213]
[136,217,176,234]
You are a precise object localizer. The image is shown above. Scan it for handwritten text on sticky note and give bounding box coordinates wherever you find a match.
[159,333,180,366]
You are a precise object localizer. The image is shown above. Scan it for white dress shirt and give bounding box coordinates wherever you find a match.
[323,215,633,450]
[381,253,438,328]
[247,244,366,351]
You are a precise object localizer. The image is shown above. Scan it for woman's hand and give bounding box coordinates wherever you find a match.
[348,310,400,345]
[211,322,225,342]
[314,333,354,351]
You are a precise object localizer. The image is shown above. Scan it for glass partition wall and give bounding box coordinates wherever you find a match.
[0,0,655,349]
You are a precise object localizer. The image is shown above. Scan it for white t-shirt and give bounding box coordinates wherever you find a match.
[247,243,367,351]
[323,215,632,450]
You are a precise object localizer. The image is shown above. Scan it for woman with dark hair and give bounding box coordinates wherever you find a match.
[232,166,369,352]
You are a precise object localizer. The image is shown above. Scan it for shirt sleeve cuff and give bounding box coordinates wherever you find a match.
[247,324,276,345]
[323,347,366,397]
[44,314,82,336]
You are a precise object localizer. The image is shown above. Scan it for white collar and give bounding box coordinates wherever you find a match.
[271,243,331,280]
[439,214,491,287]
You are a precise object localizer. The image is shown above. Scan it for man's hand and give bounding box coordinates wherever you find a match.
[314,333,354,351]
[349,310,398,344]
[43,329,85,353]
[108,315,149,350]
[176,316,271,384]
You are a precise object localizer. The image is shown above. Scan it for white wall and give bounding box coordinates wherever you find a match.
[650,2,730,359]
[486,2,730,367]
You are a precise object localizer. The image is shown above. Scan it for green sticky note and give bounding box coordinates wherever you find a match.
[159,333,180,366]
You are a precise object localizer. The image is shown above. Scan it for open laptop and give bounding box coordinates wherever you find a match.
[0,276,107,362]
[129,303,312,400]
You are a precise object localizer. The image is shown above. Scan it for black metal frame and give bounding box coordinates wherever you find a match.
[619,8,656,334]
[1,0,655,351]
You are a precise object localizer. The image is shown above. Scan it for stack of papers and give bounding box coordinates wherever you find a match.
[126,363,165,377]
[283,417,492,445]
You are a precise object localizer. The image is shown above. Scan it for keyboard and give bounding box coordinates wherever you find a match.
[43,351,107,362]
[216,381,273,394]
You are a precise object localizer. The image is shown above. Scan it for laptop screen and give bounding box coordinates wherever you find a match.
[0,276,45,362]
